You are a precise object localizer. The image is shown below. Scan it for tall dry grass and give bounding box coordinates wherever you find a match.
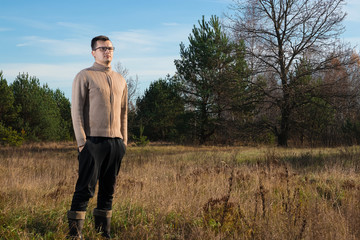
[0,142,360,239]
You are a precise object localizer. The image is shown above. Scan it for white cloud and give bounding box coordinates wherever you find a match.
[109,27,188,79]
[0,28,12,32]
[111,30,158,49]
[57,21,91,30]
[17,36,90,56]
[16,43,30,47]
[2,16,52,30]
[56,21,96,35]
[109,24,192,58]
[1,62,92,99]
[1,22,194,98]
[1,55,178,99]
[1,62,87,79]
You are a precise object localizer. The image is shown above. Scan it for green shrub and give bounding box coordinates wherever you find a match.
[0,122,24,146]
[132,124,150,146]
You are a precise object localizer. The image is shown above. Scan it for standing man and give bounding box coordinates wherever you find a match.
[68,35,127,239]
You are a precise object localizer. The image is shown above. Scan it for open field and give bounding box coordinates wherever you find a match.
[1,142,360,239]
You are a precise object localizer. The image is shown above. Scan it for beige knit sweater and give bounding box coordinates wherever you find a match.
[71,62,128,147]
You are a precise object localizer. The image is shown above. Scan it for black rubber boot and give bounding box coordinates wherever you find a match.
[93,209,112,239]
[67,211,86,240]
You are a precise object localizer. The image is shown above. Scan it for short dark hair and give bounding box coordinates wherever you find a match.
[91,35,110,50]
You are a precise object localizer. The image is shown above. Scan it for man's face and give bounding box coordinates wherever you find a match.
[91,40,114,66]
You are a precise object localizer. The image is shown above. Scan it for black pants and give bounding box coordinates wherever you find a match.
[70,137,126,211]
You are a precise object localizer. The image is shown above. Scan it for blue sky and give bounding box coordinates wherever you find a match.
[1,0,359,100]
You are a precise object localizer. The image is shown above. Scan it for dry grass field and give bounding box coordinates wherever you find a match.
[1,142,360,239]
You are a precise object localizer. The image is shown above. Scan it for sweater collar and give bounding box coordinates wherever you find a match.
[92,62,112,72]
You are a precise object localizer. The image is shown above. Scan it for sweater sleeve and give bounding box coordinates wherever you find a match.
[121,81,128,145]
[71,71,88,147]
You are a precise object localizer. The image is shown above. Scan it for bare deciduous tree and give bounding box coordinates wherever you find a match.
[114,62,139,110]
[226,0,354,146]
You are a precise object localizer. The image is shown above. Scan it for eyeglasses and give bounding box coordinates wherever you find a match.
[93,47,115,52]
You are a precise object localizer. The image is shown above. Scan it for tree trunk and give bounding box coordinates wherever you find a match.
[277,128,288,147]
[199,102,208,144]
[278,99,291,147]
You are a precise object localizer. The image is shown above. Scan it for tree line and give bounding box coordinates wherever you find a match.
[0,72,72,146]
[133,0,360,147]
[2,0,360,147]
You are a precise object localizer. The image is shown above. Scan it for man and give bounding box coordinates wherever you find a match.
[68,35,127,239]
